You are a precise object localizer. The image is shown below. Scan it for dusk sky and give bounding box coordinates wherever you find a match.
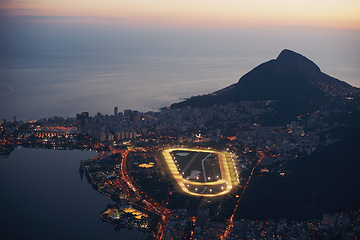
[1,0,360,120]
[1,1,359,83]
[1,0,360,29]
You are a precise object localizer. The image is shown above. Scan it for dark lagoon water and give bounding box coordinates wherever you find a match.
[0,147,148,240]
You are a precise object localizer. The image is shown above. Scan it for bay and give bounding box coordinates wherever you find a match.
[0,147,148,240]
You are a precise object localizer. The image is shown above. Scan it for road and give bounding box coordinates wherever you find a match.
[221,151,267,240]
[119,149,171,240]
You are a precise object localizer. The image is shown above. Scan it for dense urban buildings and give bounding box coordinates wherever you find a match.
[1,50,360,239]
[2,92,360,239]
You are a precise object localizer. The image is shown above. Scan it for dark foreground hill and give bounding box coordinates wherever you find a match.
[171,49,356,124]
[235,118,360,221]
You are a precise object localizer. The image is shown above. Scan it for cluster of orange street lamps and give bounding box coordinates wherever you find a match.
[111,147,262,240]
[119,149,171,240]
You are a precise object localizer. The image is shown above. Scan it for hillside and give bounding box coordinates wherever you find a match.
[171,49,355,123]
[235,121,360,221]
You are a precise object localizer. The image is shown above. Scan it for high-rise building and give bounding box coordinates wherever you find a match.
[107,133,114,142]
[100,132,107,142]
[114,107,118,116]
[76,112,89,127]
[115,131,136,141]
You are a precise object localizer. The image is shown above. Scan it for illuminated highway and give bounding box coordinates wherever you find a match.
[119,149,171,240]
[221,151,267,240]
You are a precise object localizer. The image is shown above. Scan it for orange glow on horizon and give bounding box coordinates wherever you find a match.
[1,0,360,30]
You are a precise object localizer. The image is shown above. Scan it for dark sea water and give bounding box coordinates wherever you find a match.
[1,51,359,122]
[0,147,148,240]
[0,54,253,121]
[1,23,359,121]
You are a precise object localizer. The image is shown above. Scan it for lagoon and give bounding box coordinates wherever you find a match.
[0,147,148,240]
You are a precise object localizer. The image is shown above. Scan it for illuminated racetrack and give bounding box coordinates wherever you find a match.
[159,148,238,197]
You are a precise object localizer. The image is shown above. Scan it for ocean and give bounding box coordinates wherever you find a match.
[1,23,359,121]
[0,53,256,121]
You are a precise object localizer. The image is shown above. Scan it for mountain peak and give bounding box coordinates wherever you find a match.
[171,50,353,123]
[277,49,303,60]
[276,49,320,73]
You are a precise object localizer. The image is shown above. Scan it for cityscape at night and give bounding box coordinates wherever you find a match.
[1,1,360,240]
[1,49,360,239]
